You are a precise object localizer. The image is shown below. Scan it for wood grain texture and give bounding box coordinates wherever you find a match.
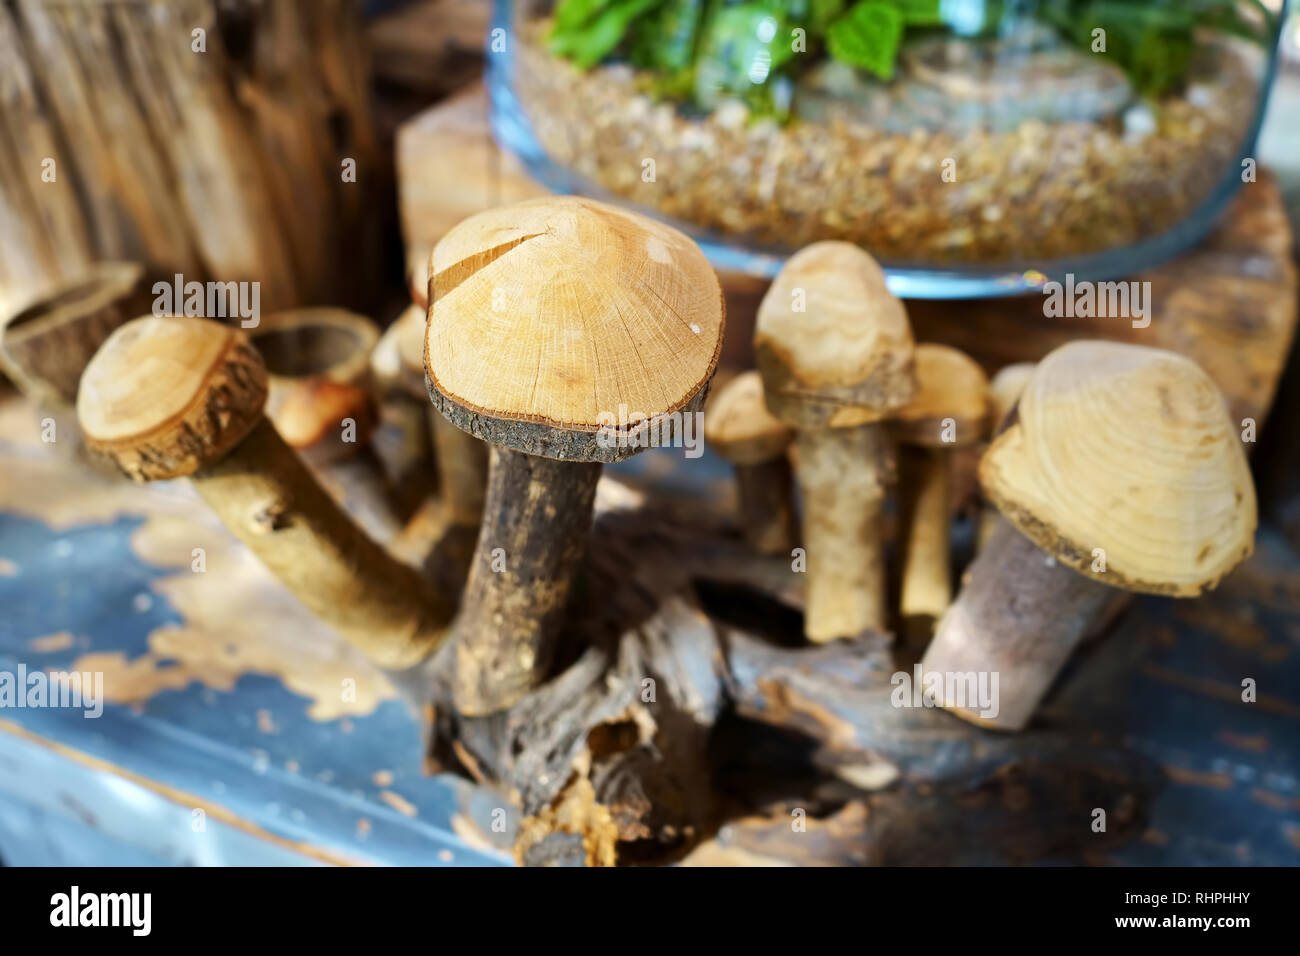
[0,262,152,407]
[426,197,725,461]
[79,317,268,481]
[0,2,94,316]
[192,419,452,669]
[0,0,379,314]
[755,241,915,428]
[796,424,891,641]
[982,341,1257,596]
[922,517,1127,731]
[78,315,453,669]
[453,448,601,715]
[14,0,202,274]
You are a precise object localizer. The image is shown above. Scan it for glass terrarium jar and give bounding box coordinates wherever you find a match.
[489,0,1290,297]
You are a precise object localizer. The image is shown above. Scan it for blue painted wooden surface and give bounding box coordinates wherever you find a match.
[0,506,514,866]
[1,426,1297,865]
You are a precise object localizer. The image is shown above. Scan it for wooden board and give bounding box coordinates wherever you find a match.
[0,0,380,317]
[2,389,1298,865]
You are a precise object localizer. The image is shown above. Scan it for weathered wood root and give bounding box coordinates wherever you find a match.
[424,493,1160,866]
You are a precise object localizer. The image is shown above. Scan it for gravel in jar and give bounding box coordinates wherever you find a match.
[511,27,1261,265]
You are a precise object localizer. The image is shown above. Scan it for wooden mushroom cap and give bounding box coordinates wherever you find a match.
[988,361,1035,434]
[980,341,1256,597]
[372,303,429,402]
[425,197,725,462]
[78,316,267,481]
[704,371,793,465]
[250,308,378,452]
[755,241,915,428]
[892,343,990,447]
[394,302,430,398]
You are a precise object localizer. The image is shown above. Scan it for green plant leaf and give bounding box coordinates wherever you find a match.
[826,1,904,79]
[553,0,614,36]
[695,4,798,94]
[810,0,848,33]
[629,0,706,72]
[550,0,663,69]
[890,0,944,27]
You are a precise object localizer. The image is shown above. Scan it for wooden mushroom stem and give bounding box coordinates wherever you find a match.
[193,418,454,669]
[453,446,602,715]
[796,423,890,641]
[898,445,951,645]
[732,455,797,556]
[921,518,1127,731]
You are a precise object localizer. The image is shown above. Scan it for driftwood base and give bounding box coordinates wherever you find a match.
[421,490,1158,866]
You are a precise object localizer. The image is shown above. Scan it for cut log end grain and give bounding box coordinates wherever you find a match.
[980,341,1257,597]
[77,316,268,481]
[425,196,725,460]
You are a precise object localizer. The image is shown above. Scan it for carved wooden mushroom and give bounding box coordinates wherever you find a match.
[0,262,152,407]
[378,292,490,531]
[400,292,488,531]
[891,344,990,647]
[977,361,1036,548]
[370,303,438,518]
[77,315,453,668]
[375,300,485,597]
[922,341,1257,730]
[249,307,403,539]
[425,196,724,715]
[703,370,796,555]
[754,241,915,642]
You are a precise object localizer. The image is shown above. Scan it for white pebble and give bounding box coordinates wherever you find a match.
[1123,104,1157,140]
